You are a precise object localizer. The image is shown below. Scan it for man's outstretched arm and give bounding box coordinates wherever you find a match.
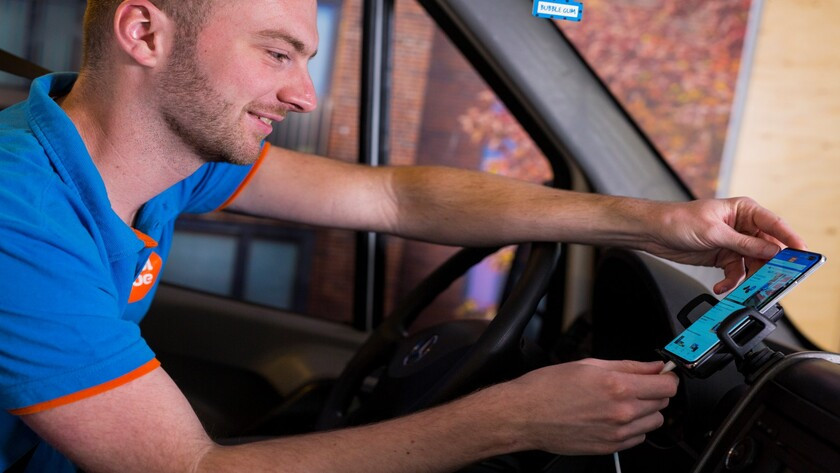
[230,146,807,294]
[21,360,677,473]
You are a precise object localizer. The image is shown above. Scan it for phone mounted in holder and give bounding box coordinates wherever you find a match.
[658,294,786,382]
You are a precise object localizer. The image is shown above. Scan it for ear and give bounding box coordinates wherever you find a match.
[112,0,173,68]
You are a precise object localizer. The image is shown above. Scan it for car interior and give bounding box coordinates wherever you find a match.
[2,0,838,472]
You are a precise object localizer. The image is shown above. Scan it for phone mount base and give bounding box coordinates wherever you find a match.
[658,294,785,382]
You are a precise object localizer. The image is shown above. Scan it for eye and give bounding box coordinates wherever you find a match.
[268,50,290,63]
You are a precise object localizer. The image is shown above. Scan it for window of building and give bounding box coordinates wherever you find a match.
[163,216,313,313]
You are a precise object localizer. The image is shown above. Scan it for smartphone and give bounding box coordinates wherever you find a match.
[663,248,825,371]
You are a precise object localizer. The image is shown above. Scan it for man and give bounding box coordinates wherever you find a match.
[0,0,806,471]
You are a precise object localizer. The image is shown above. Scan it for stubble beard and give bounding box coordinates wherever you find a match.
[158,37,263,166]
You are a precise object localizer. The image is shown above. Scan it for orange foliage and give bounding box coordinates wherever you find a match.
[458,91,553,185]
[559,0,752,197]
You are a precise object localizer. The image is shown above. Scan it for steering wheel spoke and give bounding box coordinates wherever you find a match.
[317,242,561,430]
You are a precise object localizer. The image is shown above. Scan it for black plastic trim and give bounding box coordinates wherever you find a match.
[354,0,395,331]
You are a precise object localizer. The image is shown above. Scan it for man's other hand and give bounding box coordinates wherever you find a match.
[493,359,679,455]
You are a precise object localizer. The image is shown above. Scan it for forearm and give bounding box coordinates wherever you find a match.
[24,359,679,472]
[387,166,658,248]
[197,387,521,473]
[230,148,662,249]
[25,367,520,473]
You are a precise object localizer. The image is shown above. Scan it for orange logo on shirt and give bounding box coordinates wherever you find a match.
[128,252,162,303]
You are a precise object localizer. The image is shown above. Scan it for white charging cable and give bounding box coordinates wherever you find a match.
[613,361,677,473]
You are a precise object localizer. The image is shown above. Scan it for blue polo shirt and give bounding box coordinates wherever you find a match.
[0,73,265,471]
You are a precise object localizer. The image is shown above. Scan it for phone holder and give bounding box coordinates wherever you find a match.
[659,294,785,382]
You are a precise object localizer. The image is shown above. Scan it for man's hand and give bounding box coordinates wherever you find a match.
[639,197,807,294]
[493,359,679,455]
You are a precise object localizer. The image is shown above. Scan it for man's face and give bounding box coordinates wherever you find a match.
[157,0,319,165]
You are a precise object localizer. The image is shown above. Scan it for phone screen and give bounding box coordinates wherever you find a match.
[665,248,824,364]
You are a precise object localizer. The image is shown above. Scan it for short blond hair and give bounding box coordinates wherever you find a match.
[82,0,214,71]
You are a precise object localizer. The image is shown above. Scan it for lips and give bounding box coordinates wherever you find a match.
[248,111,281,135]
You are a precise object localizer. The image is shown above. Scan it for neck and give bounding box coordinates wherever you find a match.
[59,72,205,226]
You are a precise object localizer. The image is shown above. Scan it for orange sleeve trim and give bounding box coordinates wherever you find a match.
[214,142,271,212]
[9,358,161,416]
[132,228,159,248]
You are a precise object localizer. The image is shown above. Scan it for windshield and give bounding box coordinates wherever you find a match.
[558,0,752,198]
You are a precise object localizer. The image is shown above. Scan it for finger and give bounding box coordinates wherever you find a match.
[714,255,746,294]
[616,412,666,440]
[603,371,679,402]
[713,279,732,295]
[744,256,764,277]
[718,225,781,261]
[580,359,665,375]
[749,205,808,250]
[613,434,647,453]
[620,372,679,400]
[754,229,786,250]
[619,398,671,421]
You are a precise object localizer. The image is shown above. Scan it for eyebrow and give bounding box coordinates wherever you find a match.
[256,30,318,59]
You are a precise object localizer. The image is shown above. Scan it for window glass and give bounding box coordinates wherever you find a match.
[164,233,238,296]
[264,0,343,156]
[0,0,86,106]
[0,2,29,82]
[164,214,315,314]
[270,0,359,323]
[558,0,753,198]
[383,0,553,331]
[311,1,341,98]
[243,239,300,310]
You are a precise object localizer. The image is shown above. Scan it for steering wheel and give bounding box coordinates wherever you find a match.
[317,242,561,430]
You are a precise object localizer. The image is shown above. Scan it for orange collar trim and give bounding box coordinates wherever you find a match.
[214,142,271,212]
[132,228,159,248]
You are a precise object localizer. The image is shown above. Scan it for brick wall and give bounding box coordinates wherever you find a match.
[306,0,439,322]
[307,0,488,325]
[387,25,490,328]
[307,0,533,328]
[303,0,363,322]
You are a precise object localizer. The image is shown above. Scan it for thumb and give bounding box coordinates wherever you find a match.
[718,226,780,261]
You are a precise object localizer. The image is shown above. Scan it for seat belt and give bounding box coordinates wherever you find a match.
[0,49,51,80]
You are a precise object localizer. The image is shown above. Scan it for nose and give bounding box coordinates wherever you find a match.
[280,65,317,113]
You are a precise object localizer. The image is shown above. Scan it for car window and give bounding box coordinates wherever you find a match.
[0,0,86,107]
[172,0,554,329]
[558,0,753,198]
[554,2,838,352]
[383,0,553,331]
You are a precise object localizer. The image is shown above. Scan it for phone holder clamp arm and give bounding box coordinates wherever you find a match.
[715,305,785,384]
